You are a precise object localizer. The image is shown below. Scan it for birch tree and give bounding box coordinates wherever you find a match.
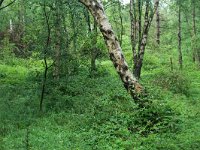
[79,0,143,102]
[130,0,159,79]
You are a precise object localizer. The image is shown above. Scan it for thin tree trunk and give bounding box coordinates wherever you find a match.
[53,0,62,80]
[118,0,123,45]
[184,9,195,63]
[156,0,160,45]
[112,2,123,46]
[170,57,173,71]
[40,4,51,112]
[130,0,137,72]
[134,0,159,79]
[192,0,196,62]
[178,4,183,69]
[138,0,142,52]
[134,1,150,79]
[69,5,77,52]
[192,0,200,64]
[91,19,98,72]
[18,0,25,39]
[79,0,143,101]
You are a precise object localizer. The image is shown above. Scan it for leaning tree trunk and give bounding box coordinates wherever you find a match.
[79,0,143,101]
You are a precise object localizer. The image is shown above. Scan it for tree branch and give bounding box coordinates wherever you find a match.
[0,0,16,11]
[0,0,5,7]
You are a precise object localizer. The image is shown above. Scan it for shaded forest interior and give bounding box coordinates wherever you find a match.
[0,0,200,149]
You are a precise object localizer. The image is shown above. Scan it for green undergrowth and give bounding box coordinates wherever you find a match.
[0,53,200,150]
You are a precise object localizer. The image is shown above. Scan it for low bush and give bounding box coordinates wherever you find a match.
[154,71,190,95]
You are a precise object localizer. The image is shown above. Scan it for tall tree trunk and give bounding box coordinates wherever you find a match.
[112,2,123,46]
[69,5,77,52]
[40,3,51,112]
[178,4,183,69]
[156,0,160,45]
[79,0,143,101]
[133,0,159,79]
[184,8,196,64]
[134,1,150,79]
[130,0,137,72]
[192,0,196,62]
[138,0,142,52]
[118,0,123,45]
[53,0,62,79]
[192,0,200,64]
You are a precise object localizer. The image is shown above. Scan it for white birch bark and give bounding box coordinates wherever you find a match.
[79,0,143,100]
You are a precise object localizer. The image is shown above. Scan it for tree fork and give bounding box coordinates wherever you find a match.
[133,0,159,79]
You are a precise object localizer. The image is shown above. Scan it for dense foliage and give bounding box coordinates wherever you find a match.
[0,0,200,149]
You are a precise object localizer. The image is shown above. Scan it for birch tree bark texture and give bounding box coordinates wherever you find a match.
[79,0,143,101]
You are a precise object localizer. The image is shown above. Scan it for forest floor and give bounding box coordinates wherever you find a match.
[0,50,200,150]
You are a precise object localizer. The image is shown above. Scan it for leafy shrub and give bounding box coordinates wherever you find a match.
[125,84,182,137]
[154,71,190,95]
[137,103,180,135]
[0,37,15,60]
[142,54,160,71]
[127,98,181,136]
